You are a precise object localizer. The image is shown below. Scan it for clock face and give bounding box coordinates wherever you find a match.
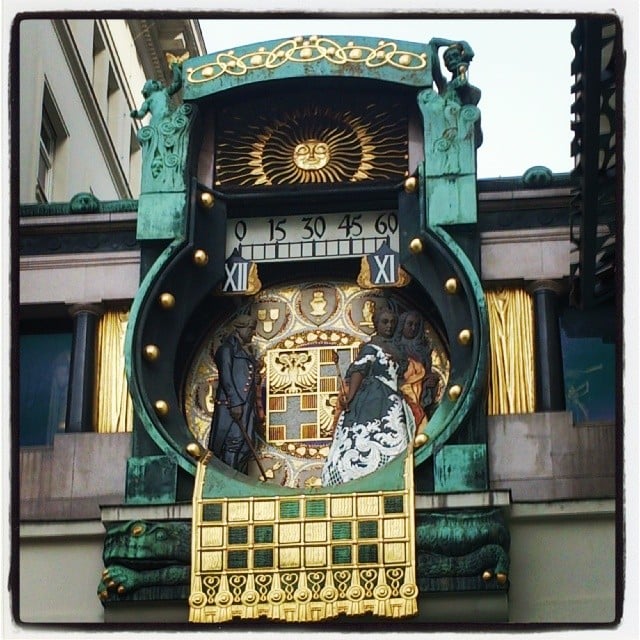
[128,184,486,480]
[182,280,449,488]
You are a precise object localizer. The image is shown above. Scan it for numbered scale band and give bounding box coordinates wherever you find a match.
[227,210,399,262]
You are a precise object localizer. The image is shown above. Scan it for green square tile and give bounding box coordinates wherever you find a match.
[228,526,248,545]
[254,525,273,544]
[254,549,274,568]
[202,503,223,521]
[358,544,378,564]
[358,520,378,539]
[332,545,352,565]
[280,500,300,519]
[305,499,326,518]
[228,550,247,569]
[332,522,352,540]
[383,495,404,514]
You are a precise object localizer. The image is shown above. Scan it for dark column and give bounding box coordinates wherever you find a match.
[66,304,103,433]
[529,281,566,412]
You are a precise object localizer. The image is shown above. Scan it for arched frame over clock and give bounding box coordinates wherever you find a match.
[125,35,488,486]
[125,182,487,481]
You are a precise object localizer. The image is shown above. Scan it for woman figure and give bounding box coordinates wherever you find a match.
[394,310,438,431]
[322,307,415,487]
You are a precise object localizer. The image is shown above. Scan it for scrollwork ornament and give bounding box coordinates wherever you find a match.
[346,584,365,601]
[188,591,207,608]
[267,588,286,604]
[241,589,260,606]
[293,587,312,603]
[461,104,481,123]
[187,36,427,84]
[320,585,338,602]
[400,583,418,599]
[373,584,392,600]
[215,590,233,607]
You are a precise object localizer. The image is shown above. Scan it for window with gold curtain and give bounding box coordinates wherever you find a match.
[94,308,134,433]
[486,288,536,415]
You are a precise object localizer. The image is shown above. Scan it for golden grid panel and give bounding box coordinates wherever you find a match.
[357,495,380,517]
[304,521,328,543]
[330,496,353,518]
[279,522,301,544]
[201,550,224,571]
[383,518,406,539]
[305,546,327,567]
[279,547,301,568]
[228,502,250,522]
[253,500,276,521]
[201,526,224,547]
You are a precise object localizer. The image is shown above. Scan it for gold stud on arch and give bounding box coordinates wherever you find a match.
[158,292,175,309]
[445,278,458,294]
[458,329,472,345]
[143,344,160,361]
[404,176,418,193]
[154,400,169,416]
[186,442,202,460]
[448,384,462,401]
[409,237,423,254]
[193,249,209,266]
[200,192,214,208]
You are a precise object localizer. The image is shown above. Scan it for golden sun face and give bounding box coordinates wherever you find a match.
[215,94,408,187]
[293,140,330,170]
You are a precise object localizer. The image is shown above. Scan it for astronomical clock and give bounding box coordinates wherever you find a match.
[99,35,510,622]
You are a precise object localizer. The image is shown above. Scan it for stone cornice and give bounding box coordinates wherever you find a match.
[20,198,138,219]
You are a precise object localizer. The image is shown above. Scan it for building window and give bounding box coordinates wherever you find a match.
[35,83,68,203]
[560,304,616,425]
[36,109,56,202]
[19,331,72,446]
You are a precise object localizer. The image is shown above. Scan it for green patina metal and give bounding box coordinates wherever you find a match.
[410,225,490,474]
[124,238,197,478]
[418,38,482,227]
[202,446,407,501]
[125,455,178,504]
[132,60,197,240]
[433,444,488,492]
[98,519,191,603]
[183,35,432,100]
[416,508,510,590]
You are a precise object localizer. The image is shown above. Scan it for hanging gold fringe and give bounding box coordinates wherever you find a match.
[94,308,133,433]
[486,288,536,415]
[189,451,418,623]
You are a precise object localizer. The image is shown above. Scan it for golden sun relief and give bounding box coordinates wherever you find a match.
[215,94,409,186]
